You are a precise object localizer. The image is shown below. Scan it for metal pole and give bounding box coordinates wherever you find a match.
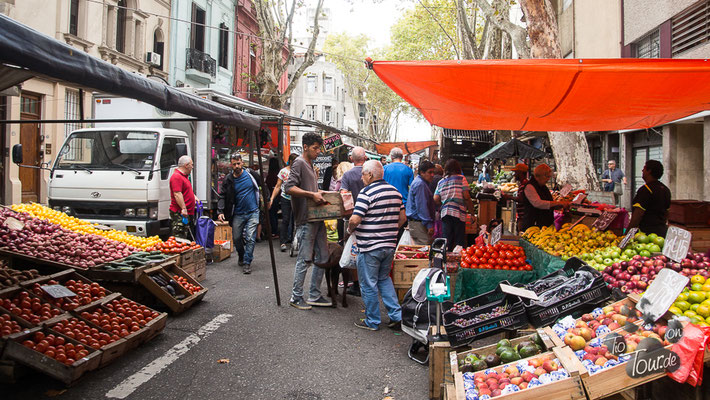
[254,130,281,306]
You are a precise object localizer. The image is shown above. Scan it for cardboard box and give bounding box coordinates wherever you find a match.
[306,191,352,222]
[213,240,232,262]
[214,224,233,242]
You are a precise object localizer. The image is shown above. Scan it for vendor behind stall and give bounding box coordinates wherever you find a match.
[502,163,530,232]
[628,160,671,237]
[520,164,569,231]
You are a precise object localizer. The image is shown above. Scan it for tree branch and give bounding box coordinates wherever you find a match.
[472,0,530,58]
[456,0,476,59]
[417,0,460,59]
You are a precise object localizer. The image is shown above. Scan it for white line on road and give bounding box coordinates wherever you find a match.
[106,313,233,399]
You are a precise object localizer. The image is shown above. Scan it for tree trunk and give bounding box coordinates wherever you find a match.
[519,0,600,190]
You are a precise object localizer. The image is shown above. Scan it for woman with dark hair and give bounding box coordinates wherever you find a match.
[269,153,299,251]
[434,159,477,251]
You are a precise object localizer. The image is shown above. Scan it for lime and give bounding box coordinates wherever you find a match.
[691,303,701,312]
[691,283,704,292]
[684,310,698,318]
[696,305,710,318]
[689,291,707,304]
[677,293,689,302]
[675,301,691,311]
[668,306,682,315]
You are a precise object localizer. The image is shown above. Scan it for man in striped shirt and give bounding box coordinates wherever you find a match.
[348,160,407,331]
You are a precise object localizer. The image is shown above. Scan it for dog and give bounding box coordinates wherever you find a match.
[313,241,353,308]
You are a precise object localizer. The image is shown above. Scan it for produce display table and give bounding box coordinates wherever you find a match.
[453,239,565,301]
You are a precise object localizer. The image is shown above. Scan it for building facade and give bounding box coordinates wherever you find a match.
[0,0,171,204]
[169,0,234,93]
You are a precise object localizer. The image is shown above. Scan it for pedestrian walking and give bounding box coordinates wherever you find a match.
[434,159,476,251]
[348,160,405,331]
[340,146,368,296]
[406,160,436,245]
[284,132,332,309]
[169,155,197,239]
[217,154,261,274]
[269,153,298,252]
[601,160,627,206]
[383,147,414,206]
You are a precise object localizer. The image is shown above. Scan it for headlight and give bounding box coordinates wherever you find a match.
[61,206,72,215]
[136,208,148,217]
[149,207,159,220]
[124,208,136,217]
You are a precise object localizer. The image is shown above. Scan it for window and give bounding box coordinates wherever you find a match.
[358,103,367,125]
[160,137,185,180]
[306,75,317,93]
[635,29,660,58]
[672,1,710,56]
[218,23,229,68]
[64,90,83,159]
[69,0,79,36]
[306,105,316,120]
[323,106,332,123]
[116,0,127,53]
[323,75,333,94]
[191,3,206,52]
[153,29,164,69]
[335,112,340,128]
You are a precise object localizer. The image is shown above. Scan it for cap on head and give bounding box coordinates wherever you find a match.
[511,163,528,173]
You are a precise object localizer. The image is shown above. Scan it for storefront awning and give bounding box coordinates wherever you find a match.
[375,141,437,155]
[370,59,710,132]
[475,138,546,160]
[0,14,261,130]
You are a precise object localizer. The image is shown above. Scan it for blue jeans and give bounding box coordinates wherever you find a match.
[291,222,328,301]
[232,212,259,265]
[356,248,402,329]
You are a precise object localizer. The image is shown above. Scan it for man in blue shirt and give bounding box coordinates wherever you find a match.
[218,154,261,274]
[406,160,436,245]
[383,147,414,206]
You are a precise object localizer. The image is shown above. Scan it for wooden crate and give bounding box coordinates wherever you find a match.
[0,286,68,327]
[192,259,206,282]
[392,258,429,289]
[47,314,128,368]
[670,224,710,252]
[161,262,208,302]
[213,224,233,242]
[21,269,113,311]
[212,241,232,262]
[0,306,34,356]
[668,200,709,225]
[138,265,205,314]
[430,327,452,400]
[478,199,497,227]
[84,296,168,350]
[3,326,102,385]
[450,346,586,400]
[306,191,347,222]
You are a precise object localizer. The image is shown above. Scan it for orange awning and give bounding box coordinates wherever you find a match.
[376,141,438,155]
[371,59,710,132]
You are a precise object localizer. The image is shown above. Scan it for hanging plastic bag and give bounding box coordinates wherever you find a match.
[399,229,413,246]
[339,234,358,269]
[668,323,710,386]
[194,202,215,248]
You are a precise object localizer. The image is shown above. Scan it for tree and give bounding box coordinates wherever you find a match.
[517,0,600,190]
[252,0,324,110]
[323,33,403,142]
[389,0,461,60]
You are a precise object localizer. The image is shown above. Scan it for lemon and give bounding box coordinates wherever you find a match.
[669,306,683,315]
[684,310,698,318]
[691,275,707,285]
[689,292,707,304]
[675,301,691,312]
[677,293,689,302]
[691,303,701,312]
[696,305,710,319]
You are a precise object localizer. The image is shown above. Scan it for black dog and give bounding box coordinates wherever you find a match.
[314,241,353,307]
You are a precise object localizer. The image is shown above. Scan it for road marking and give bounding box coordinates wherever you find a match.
[106,313,233,399]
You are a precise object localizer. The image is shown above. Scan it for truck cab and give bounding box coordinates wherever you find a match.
[48,127,189,237]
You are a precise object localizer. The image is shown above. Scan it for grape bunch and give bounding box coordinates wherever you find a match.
[452,305,510,328]
[449,303,473,315]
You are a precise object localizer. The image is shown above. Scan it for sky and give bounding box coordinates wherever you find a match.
[295,0,434,142]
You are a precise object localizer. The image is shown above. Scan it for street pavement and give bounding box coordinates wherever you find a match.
[2,240,429,400]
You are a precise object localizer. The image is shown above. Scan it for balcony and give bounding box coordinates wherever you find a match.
[185,48,216,84]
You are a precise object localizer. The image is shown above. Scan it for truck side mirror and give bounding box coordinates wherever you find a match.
[175,143,188,161]
[11,144,22,165]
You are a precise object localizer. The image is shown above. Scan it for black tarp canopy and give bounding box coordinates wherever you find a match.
[475,138,546,161]
[0,14,261,130]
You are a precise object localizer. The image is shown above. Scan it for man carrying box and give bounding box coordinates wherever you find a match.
[284,132,332,309]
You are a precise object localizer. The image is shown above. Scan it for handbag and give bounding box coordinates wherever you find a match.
[194,202,215,248]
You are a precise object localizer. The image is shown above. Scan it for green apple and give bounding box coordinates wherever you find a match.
[648,244,661,253]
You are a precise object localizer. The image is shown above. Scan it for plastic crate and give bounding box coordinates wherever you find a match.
[443,282,529,348]
[520,257,611,328]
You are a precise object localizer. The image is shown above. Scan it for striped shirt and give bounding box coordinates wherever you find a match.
[435,175,469,222]
[353,179,403,252]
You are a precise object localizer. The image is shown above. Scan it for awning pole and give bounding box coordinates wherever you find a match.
[254,130,282,306]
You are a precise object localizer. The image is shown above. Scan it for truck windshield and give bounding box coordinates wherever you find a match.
[55,131,159,171]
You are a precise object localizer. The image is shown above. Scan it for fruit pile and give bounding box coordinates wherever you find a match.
[173,275,201,295]
[145,237,200,254]
[11,203,162,250]
[602,252,710,294]
[105,298,160,325]
[459,243,532,271]
[29,279,107,311]
[581,232,665,271]
[552,189,587,203]
[453,305,511,328]
[449,303,473,315]
[2,291,63,324]
[523,225,619,259]
[0,313,23,336]
[668,274,710,326]
[573,326,667,375]
[0,208,138,268]
[462,355,569,397]
[552,303,642,350]
[20,331,89,366]
[394,252,427,260]
[0,266,39,289]
[51,317,120,349]
[461,337,544,369]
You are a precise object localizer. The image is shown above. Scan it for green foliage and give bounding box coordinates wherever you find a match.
[388,0,460,61]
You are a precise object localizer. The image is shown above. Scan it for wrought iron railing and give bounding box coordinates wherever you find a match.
[185,48,216,78]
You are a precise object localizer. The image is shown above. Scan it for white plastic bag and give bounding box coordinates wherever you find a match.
[339,234,358,269]
[398,228,413,247]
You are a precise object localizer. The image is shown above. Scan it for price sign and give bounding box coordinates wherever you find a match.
[323,134,343,151]
[559,184,573,198]
[662,226,692,263]
[3,217,24,231]
[490,224,503,246]
[572,193,587,205]
[617,227,639,249]
[500,284,539,300]
[625,338,681,378]
[41,284,77,299]
[636,269,689,323]
[591,211,617,231]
